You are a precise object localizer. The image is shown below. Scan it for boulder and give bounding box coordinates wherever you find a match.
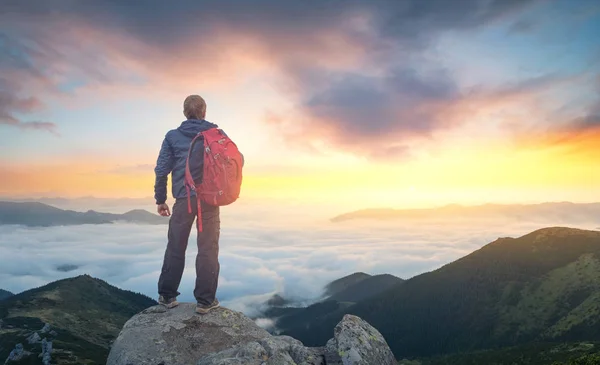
[107,304,395,365]
[107,304,271,365]
[325,314,396,365]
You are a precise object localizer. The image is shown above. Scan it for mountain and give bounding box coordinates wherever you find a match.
[323,272,372,297]
[331,202,600,223]
[0,275,156,364]
[0,201,167,226]
[1,196,154,208]
[261,272,404,337]
[329,274,404,303]
[0,290,13,301]
[266,294,290,307]
[284,227,600,361]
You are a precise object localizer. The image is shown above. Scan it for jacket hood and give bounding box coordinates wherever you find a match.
[177,119,219,137]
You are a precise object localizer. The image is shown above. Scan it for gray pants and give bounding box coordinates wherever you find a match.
[157,197,220,305]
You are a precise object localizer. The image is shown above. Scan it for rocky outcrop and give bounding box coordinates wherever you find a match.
[107,303,395,365]
[324,314,396,365]
[107,304,271,365]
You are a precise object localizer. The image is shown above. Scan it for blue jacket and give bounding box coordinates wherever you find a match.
[154,119,219,205]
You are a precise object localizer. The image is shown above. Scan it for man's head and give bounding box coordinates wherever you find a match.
[183,95,207,120]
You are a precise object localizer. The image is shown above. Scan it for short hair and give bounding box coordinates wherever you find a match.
[183,95,207,119]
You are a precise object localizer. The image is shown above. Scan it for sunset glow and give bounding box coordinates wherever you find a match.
[1,0,599,211]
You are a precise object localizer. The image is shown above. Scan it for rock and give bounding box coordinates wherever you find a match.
[40,323,51,333]
[41,338,53,365]
[325,338,342,364]
[325,314,396,365]
[198,335,325,365]
[107,304,394,365]
[106,304,271,365]
[4,343,31,364]
[26,332,41,344]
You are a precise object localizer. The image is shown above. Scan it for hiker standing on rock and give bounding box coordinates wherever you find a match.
[153,95,244,314]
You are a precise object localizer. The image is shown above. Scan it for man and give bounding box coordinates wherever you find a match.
[154,95,222,314]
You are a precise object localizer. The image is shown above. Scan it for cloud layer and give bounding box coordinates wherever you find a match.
[1,203,597,317]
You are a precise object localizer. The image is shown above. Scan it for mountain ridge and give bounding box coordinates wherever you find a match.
[329,274,404,303]
[0,201,167,226]
[324,272,372,297]
[331,202,600,222]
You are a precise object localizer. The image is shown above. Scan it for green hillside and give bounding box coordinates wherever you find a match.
[285,227,600,361]
[0,275,156,364]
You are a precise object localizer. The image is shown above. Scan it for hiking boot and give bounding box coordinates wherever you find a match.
[158,295,179,309]
[195,299,220,314]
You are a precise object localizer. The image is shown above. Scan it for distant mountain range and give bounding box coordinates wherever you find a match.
[0,196,153,207]
[0,289,13,301]
[0,275,155,364]
[331,202,600,223]
[0,201,167,227]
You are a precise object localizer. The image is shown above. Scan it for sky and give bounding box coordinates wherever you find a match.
[1,0,600,211]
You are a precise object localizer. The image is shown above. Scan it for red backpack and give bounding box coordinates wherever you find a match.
[184,128,243,231]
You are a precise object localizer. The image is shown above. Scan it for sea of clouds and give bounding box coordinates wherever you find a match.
[1,199,598,318]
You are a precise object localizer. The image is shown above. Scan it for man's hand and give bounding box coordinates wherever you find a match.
[157,203,171,217]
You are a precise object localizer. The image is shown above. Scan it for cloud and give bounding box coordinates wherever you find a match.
[0,0,539,141]
[567,87,600,133]
[0,78,57,133]
[496,75,600,157]
[269,67,462,158]
[0,201,598,317]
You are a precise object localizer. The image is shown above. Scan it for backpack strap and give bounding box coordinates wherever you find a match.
[184,132,204,215]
